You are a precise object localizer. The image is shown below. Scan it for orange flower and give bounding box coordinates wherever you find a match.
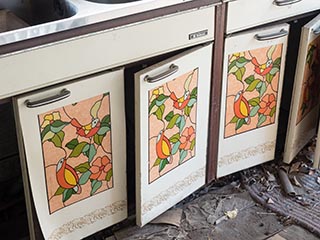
[258,94,276,116]
[90,156,112,181]
[179,126,196,150]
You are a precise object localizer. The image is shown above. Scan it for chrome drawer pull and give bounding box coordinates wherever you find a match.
[273,0,302,6]
[314,27,320,35]
[25,89,71,108]
[254,29,288,41]
[145,64,179,83]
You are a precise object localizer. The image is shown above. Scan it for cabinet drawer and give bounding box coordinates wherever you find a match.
[14,69,127,239]
[135,44,212,226]
[217,24,289,177]
[227,0,320,33]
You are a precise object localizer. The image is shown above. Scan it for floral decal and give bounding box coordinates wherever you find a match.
[296,36,320,124]
[224,44,283,138]
[149,69,198,183]
[39,93,113,214]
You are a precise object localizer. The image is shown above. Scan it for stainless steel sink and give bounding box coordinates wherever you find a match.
[85,0,142,4]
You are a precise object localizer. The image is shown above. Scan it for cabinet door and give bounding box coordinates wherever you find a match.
[227,0,320,33]
[135,44,212,226]
[217,24,289,178]
[14,70,127,239]
[284,14,320,164]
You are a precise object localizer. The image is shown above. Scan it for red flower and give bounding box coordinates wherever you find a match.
[90,156,112,181]
[179,126,196,150]
[258,94,276,116]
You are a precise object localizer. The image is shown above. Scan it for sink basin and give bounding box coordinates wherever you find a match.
[85,0,141,3]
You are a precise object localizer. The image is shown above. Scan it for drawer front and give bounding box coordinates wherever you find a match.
[14,69,127,239]
[227,0,320,33]
[0,5,215,99]
[217,24,289,178]
[135,44,212,226]
[284,14,320,164]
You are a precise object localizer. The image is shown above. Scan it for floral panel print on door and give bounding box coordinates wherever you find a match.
[296,36,320,124]
[39,93,113,214]
[148,69,198,183]
[224,44,283,138]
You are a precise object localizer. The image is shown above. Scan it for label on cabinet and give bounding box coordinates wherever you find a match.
[217,24,289,177]
[135,44,212,226]
[14,70,127,239]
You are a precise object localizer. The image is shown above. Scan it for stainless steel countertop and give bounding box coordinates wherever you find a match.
[0,0,195,47]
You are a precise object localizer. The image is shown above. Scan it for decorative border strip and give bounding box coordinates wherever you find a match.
[142,167,205,216]
[48,200,127,240]
[218,141,275,167]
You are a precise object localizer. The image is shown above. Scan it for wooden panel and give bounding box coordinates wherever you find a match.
[14,69,127,239]
[217,24,289,178]
[284,14,320,164]
[135,44,212,226]
[227,0,320,33]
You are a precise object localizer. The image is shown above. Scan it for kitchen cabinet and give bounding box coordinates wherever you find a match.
[217,24,289,177]
[284,13,320,164]
[135,44,212,226]
[13,69,127,239]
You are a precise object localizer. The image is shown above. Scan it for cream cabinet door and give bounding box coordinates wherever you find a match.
[135,44,212,226]
[217,24,289,178]
[284,14,320,164]
[14,70,127,239]
[227,0,320,33]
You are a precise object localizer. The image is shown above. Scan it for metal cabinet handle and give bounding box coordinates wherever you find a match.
[273,0,302,6]
[254,29,288,41]
[144,64,179,83]
[314,27,320,35]
[25,89,71,108]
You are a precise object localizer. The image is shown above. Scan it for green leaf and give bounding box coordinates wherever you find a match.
[257,114,267,127]
[91,180,102,195]
[165,111,174,121]
[41,125,51,140]
[246,79,261,92]
[154,105,165,120]
[191,87,197,98]
[66,138,79,150]
[70,142,87,158]
[235,57,249,68]
[42,131,55,143]
[79,171,91,185]
[63,188,73,202]
[230,116,239,123]
[244,75,255,84]
[184,106,192,116]
[250,105,260,117]
[50,132,64,148]
[256,81,263,90]
[75,162,90,173]
[179,116,186,133]
[88,144,97,163]
[106,169,113,182]
[97,126,110,135]
[270,106,276,117]
[169,133,180,143]
[167,114,180,129]
[156,94,168,106]
[228,60,238,73]
[259,82,267,97]
[50,120,68,133]
[235,118,245,130]
[159,159,169,172]
[269,67,279,75]
[171,142,180,155]
[234,67,246,81]
[103,92,110,97]
[273,57,281,67]
[82,143,90,153]
[93,134,104,145]
[149,98,157,114]
[101,115,111,127]
[187,98,197,107]
[153,158,162,166]
[54,186,65,196]
[179,150,188,164]
[266,73,274,84]
[190,138,196,151]
[248,97,260,106]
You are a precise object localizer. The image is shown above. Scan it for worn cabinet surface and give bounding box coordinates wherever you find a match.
[14,69,127,239]
[284,14,320,164]
[135,44,212,226]
[217,24,289,177]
